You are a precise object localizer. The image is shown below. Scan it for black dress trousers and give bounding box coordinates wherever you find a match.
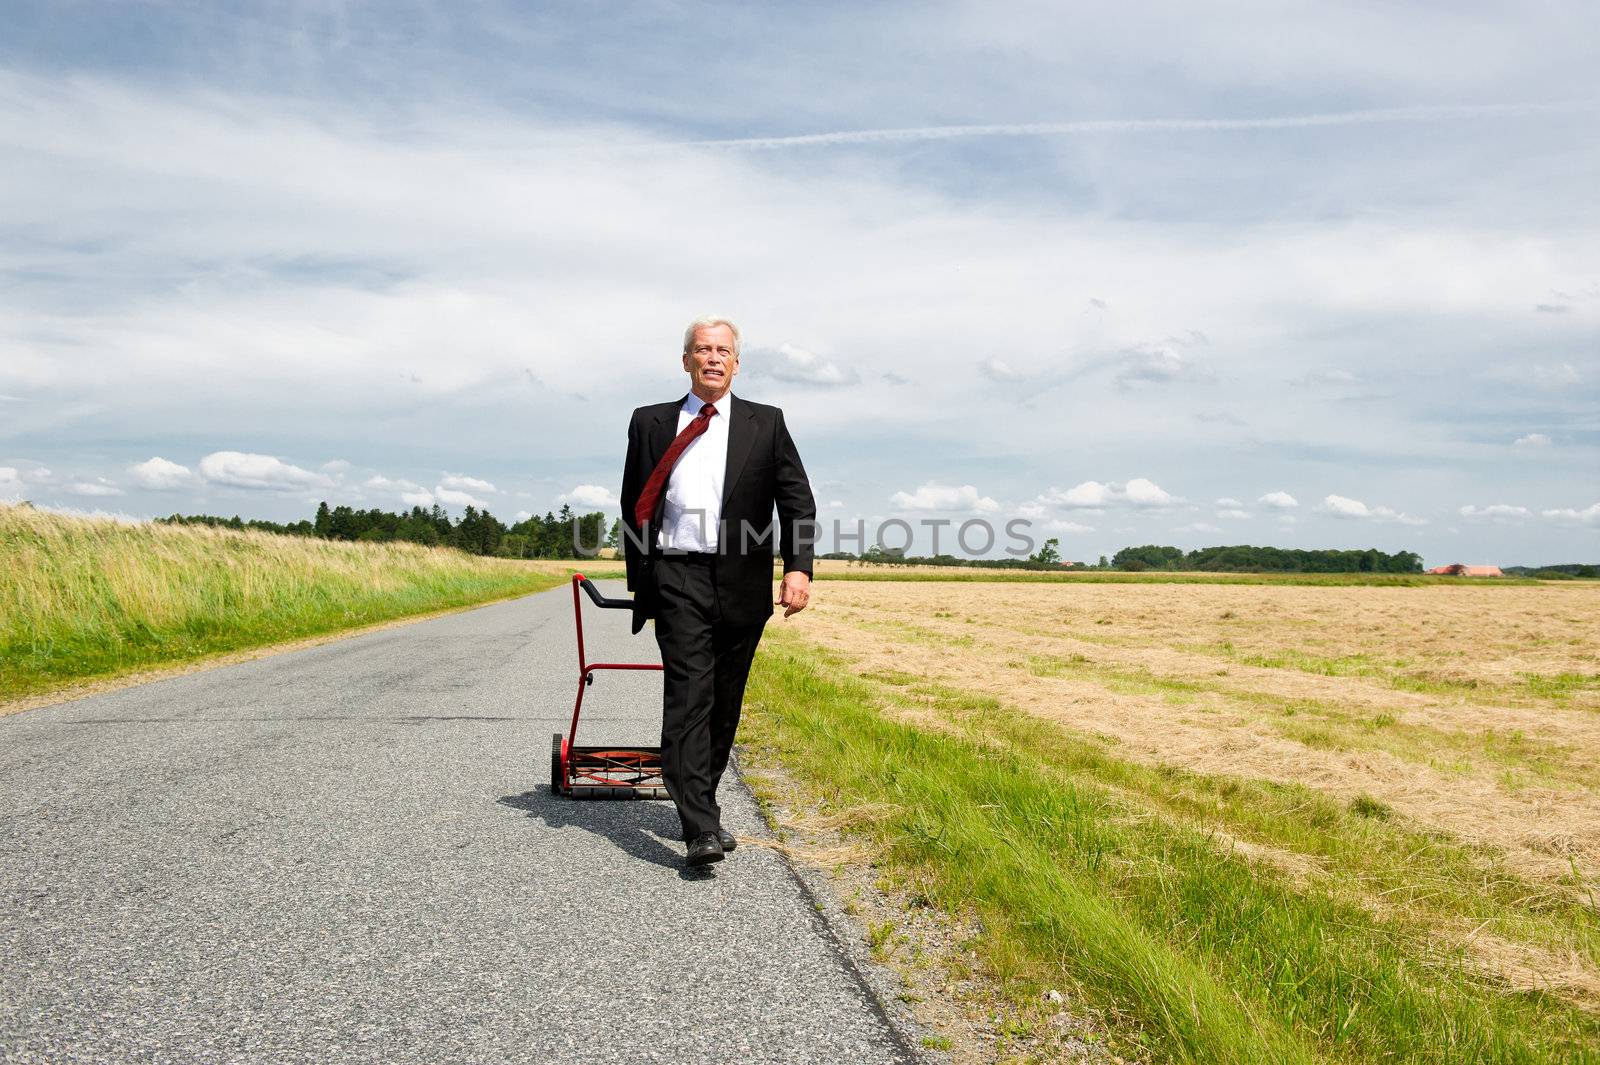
[651,555,767,840]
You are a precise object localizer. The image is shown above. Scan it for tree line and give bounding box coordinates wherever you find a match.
[819,535,1073,570]
[1109,544,1422,573]
[158,503,614,559]
[1503,564,1598,580]
[822,542,1425,573]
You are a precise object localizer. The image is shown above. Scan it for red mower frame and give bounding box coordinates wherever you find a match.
[549,573,670,799]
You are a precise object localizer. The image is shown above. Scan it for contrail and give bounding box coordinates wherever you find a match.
[684,100,1600,150]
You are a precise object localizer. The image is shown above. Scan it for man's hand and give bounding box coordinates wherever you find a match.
[777,571,811,619]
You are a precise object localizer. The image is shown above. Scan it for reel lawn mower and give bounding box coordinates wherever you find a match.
[549,573,669,799]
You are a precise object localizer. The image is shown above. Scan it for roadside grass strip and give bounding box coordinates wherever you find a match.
[1,505,565,700]
[742,631,1600,1064]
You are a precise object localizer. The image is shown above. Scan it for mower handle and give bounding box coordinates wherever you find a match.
[576,575,633,610]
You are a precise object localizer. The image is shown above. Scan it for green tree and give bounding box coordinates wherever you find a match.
[1113,544,1183,570]
[573,511,607,556]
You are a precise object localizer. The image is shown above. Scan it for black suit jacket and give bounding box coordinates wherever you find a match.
[620,395,816,631]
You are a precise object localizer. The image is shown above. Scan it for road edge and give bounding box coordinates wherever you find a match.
[730,752,930,1065]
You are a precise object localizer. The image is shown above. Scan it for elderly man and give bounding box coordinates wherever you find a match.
[620,315,816,867]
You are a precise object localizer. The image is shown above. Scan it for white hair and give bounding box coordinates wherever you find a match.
[682,315,741,357]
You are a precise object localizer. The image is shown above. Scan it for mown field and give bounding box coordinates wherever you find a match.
[0,505,566,705]
[741,578,1600,1063]
[809,558,1540,587]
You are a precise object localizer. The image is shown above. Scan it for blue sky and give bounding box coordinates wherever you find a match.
[2,1,1596,564]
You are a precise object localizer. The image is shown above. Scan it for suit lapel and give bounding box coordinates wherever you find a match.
[721,398,758,507]
[647,398,683,466]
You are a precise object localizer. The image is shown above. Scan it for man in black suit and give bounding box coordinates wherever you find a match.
[620,315,815,867]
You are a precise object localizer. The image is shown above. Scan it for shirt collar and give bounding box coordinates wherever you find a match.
[682,392,732,418]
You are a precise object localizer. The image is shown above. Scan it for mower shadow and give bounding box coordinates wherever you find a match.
[497,789,715,879]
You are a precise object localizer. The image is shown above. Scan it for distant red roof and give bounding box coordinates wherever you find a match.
[1427,563,1503,577]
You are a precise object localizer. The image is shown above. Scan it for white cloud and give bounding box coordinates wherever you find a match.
[1513,433,1552,448]
[1258,491,1299,509]
[0,467,22,501]
[1217,508,1250,519]
[66,478,124,497]
[1215,497,1243,507]
[1321,494,1372,518]
[1297,368,1357,386]
[1459,504,1529,519]
[435,487,491,509]
[696,102,1600,150]
[400,490,435,507]
[1319,494,1427,525]
[1529,363,1582,389]
[980,358,1023,382]
[1053,481,1114,508]
[762,343,860,387]
[1113,344,1214,389]
[127,456,195,490]
[1175,521,1222,534]
[1033,479,1176,511]
[365,474,424,493]
[1123,478,1172,506]
[889,482,1000,513]
[1041,519,1095,534]
[1541,502,1600,526]
[199,451,335,491]
[23,467,54,485]
[560,484,619,508]
[441,472,497,493]
[321,459,352,476]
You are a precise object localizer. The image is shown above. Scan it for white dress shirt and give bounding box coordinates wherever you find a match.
[657,392,731,552]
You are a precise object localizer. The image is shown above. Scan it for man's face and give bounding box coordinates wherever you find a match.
[683,324,739,399]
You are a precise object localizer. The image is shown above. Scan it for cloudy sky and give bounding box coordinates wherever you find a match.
[2,1,1596,565]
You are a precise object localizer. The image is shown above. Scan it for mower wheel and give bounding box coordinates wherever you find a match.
[549,732,565,794]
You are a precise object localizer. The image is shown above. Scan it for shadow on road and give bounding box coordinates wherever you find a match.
[497,790,717,880]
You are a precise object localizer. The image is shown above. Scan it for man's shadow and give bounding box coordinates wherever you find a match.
[497,788,718,880]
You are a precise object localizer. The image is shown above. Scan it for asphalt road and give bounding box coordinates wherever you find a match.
[1,582,915,1064]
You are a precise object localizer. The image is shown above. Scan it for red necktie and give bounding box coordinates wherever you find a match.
[633,403,718,527]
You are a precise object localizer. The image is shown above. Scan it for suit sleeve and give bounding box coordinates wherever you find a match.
[620,410,645,591]
[773,408,817,578]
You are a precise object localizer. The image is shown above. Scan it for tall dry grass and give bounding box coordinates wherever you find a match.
[0,504,562,700]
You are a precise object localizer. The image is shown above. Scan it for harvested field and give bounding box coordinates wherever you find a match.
[799,580,1600,881]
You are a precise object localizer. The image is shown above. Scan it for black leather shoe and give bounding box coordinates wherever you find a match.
[682,829,739,853]
[685,832,724,867]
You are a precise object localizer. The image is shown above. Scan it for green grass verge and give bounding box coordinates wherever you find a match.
[1,505,567,701]
[741,631,1600,1064]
